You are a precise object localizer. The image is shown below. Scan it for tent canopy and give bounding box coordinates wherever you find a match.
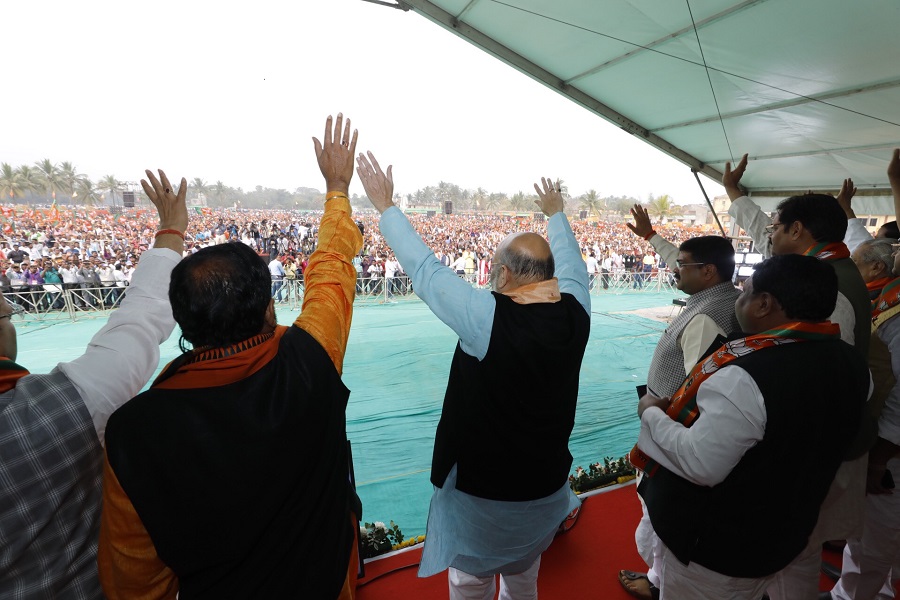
[388,0,900,205]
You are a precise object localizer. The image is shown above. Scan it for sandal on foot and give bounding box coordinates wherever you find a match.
[618,570,660,600]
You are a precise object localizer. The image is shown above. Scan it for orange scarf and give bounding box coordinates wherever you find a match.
[630,321,841,476]
[868,276,895,297]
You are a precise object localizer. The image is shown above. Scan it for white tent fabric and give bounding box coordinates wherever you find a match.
[391,0,900,205]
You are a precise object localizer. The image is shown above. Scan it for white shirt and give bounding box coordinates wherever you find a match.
[57,249,180,444]
[268,259,284,278]
[638,366,767,487]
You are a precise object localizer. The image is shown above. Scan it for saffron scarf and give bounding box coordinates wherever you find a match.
[152,330,281,390]
[630,321,841,476]
[803,242,851,261]
[0,357,29,393]
[872,278,900,323]
[867,276,895,298]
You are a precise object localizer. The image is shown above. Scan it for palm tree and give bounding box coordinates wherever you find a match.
[0,163,26,200]
[213,180,227,206]
[579,189,604,218]
[646,194,682,221]
[15,165,42,201]
[74,177,101,206]
[472,187,487,211]
[191,177,208,202]
[98,175,121,208]
[34,159,63,202]
[59,161,81,197]
[484,192,505,212]
[509,191,532,212]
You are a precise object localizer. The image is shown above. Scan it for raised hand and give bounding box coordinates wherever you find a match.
[626,203,654,239]
[533,177,563,217]
[723,153,749,201]
[889,148,900,183]
[141,169,188,234]
[836,177,857,218]
[356,151,395,214]
[313,113,358,195]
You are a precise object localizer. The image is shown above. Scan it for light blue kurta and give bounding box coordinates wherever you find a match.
[378,207,589,577]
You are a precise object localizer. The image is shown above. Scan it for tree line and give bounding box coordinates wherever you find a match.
[0,159,683,218]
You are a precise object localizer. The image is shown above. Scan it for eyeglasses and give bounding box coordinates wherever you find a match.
[764,222,786,235]
[675,260,707,268]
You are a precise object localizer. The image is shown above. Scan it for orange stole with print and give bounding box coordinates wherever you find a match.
[629,321,841,476]
[872,278,900,322]
[803,241,851,261]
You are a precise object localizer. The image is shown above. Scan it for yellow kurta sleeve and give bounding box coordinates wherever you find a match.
[294,197,364,374]
[98,451,178,600]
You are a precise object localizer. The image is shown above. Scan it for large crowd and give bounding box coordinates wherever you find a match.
[0,204,715,299]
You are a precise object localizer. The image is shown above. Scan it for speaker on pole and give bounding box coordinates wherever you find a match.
[579,210,588,220]
[123,191,135,208]
[444,200,453,215]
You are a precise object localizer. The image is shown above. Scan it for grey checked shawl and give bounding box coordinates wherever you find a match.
[0,370,103,599]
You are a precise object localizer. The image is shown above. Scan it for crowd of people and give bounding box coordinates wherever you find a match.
[0,201,710,308]
[3,111,900,600]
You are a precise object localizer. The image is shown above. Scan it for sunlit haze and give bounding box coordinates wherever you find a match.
[2,0,725,205]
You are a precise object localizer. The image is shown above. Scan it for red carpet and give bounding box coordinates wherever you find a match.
[356,480,899,598]
[356,482,645,599]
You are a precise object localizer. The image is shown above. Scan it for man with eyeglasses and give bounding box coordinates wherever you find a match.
[825,149,900,600]
[724,155,871,600]
[618,205,741,600]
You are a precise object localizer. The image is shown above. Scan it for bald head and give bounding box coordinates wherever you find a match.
[491,232,555,292]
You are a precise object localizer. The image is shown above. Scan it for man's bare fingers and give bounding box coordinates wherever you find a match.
[348,129,358,155]
[386,165,393,184]
[313,137,323,158]
[333,114,344,146]
[323,116,334,148]
[177,177,188,202]
[367,152,384,177]
[145,169,163,194]
[140,179,156,201]
[159,170,173,195]
[341,118,352,146]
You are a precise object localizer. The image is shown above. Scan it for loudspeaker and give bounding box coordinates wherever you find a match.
[534,212,545,222]
[579,210,588,219]
[444,201,453,215]
[123,191,135,208]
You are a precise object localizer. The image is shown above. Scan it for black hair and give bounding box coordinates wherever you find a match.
[678,235,736,280]
[751,254,837,320]
[169,242,272,353]
[776,194,847,243]
[878,221,900,239]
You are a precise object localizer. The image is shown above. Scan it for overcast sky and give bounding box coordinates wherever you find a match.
[2,0,725,204]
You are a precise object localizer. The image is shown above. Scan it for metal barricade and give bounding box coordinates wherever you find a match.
[589,270,676,294]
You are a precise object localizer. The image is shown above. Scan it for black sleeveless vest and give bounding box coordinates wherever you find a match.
[431,292,590,501]
[639,338,868,577]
